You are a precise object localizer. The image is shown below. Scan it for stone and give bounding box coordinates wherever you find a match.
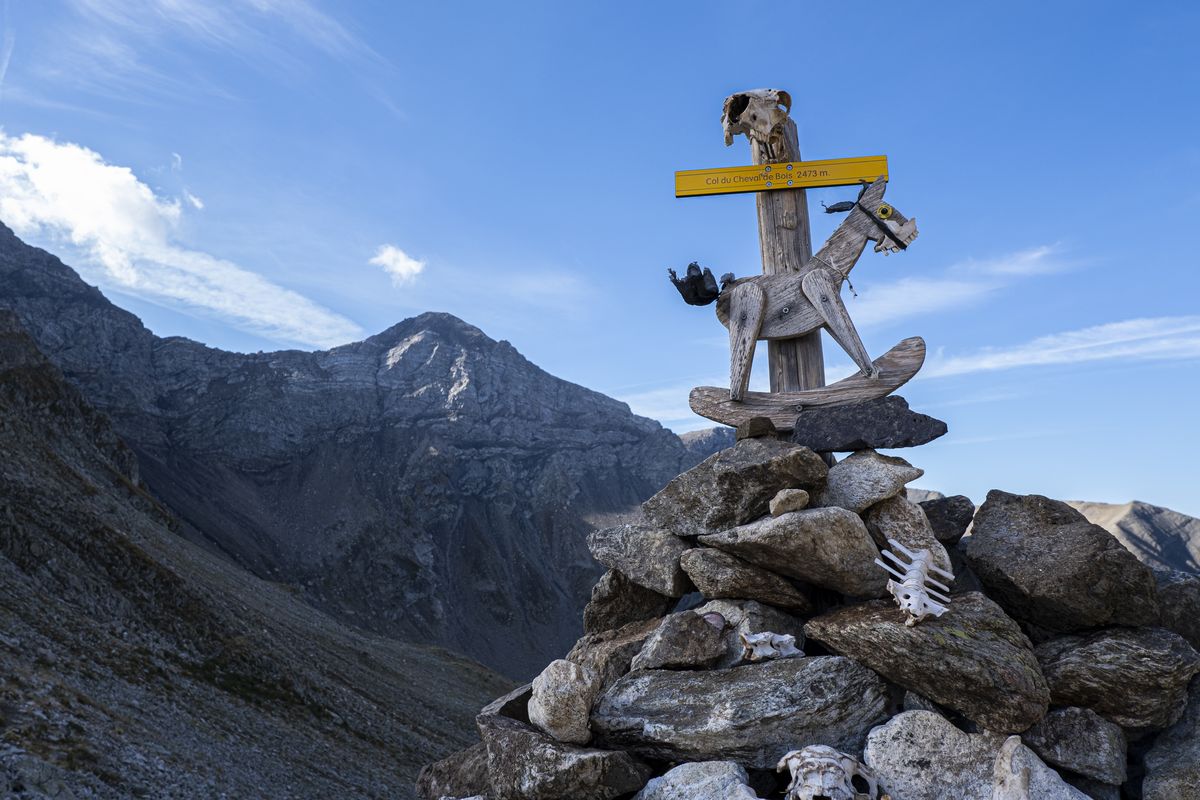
[1154,567,1200,651]
[587,524,693,597]
[1062,775,1120,800]
[1035,627,1200,729]
[789,395,948,451]
[416,741,490,800]
[591,656,890,769]
[692,598,806,668]
[816,450,923,514]
[735,416,776,440]
[567,618,660,692]
[679,548,815,612]
[642,438,827,537]
[864,494,953,576]
[632,761,758,800]
[769,487,810,516]
[1021,707,1127,785]
[629,611,726,671]
[583,569,677,634]
[1142,676,1200,800]
[964,490,1160,632]
[919,494,976,545]
[478,712,652,800]
[804,592,1049,733]
[528,659,603,745]
[864,711,1087,800]
[698,507,886,598]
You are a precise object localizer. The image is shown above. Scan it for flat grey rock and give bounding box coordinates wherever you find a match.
[629,612,726,671]
[805,592,1049,733]
[416,741,489,800]
[964,490,1160,632]
[587,524,693,597]
[680,547,815,612]
[642,438,827,537]
[1154,567,1200,651]
[817,450,923,514]
[567,618,661,693]
[632,761,758,800]
[1142,676,1200,800]
[698,507,886,598]
[789,395,947,451]
[583,569,677,634]
[864,494,953,575]
[1022,707,1126,784]
[692,598,806,668]
[1035,627,1200,729]
[591,657,889,769]
[919,494,976,545]
[992,735,1091,800]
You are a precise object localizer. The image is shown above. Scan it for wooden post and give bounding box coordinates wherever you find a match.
[747,118,826,394]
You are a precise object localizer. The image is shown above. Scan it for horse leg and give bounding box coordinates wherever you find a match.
[727,281,766,401]
[800,267,878,378]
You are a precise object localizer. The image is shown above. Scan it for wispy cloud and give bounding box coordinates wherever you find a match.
[370,244,425,285]
[0,131,362,348]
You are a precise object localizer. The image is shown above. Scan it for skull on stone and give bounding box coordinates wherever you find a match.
[722,89,792,154]
[739,631,802,663]
[777,745,882,800]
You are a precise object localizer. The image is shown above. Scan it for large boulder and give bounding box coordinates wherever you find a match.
[1142,676,1200,800]
[864,711,1086,800]
[1154,568,1200,651]
[863,494,953,576]
[1021,707,1126,785]
[789,395,948,451]
[816,450,923,513]
[964,491,1160,631]
[591,657,889,769]
[583,569,677,634]
[698,507,886,598]
[679,547,815,612]
[629,611,726,671]
[587,524,693,597]
[642,438,827,537]
[416,741,490,800]
[919,494,976,545]
[692,598,806,668]
[804,592,1049,733]
[566,618,661,692]
[1035,627,1200,729]
[529,659,603,745]
[632,761,758,800]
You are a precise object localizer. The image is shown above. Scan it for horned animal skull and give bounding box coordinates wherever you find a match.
[722,89,792,153]
[739,631,802,662]
[777,745,882,800]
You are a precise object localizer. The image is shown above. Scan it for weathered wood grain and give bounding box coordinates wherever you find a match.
[727,282,766,401]
[690,337,926,430]
[801,267,875,377]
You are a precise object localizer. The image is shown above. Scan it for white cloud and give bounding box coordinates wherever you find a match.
[183,189,203,210]
[370,244,425,285]
[0,130,363,348]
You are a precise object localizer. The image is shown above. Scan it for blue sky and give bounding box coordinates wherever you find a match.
[1,1,1199,515]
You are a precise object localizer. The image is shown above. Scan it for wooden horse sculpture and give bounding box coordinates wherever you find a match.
[678,177,927,429]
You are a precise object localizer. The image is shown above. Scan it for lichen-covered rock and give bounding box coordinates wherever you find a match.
[1142,676,1200,800]
[642,438,827,536]
[692,598,806,668]
[992,735,1091,800]
[964,491,1160,631]
[698,508,886,598]
[591,657,889,769]
[632,761,758,800]
[416,741,490,800]
[679,548,815,612]
[587,524,693,597]
[583,569,677,634]
[629,612,726,671]
[567,618,661,692]
[1154,568,1200,651]
[769,487,809,516]
[816,450,923,513]
[1035,627,1200,729]
[528,659,602,745]
[804,592,1049,733]
[789,395,948,452]
[919,494,976,545]
[1021,707,1126,785]
[864,494,953,575]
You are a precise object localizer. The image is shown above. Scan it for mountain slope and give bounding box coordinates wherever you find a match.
[0,223,697,677]
[1068,500,1200,575]
[0,310,512,798]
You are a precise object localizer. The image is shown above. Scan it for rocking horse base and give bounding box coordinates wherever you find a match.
[689,336,926,431]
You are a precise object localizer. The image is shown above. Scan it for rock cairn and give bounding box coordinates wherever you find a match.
[418,397,1200,800]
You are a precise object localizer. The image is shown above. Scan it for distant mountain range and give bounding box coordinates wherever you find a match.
[1069,500,1200,575]
[0,223,711,678]
[0,309,511,797]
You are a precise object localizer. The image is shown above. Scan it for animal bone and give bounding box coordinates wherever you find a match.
[722,88,792,155]
[874,538,954,626]
[739,631,802,662]
[777,744,882,800]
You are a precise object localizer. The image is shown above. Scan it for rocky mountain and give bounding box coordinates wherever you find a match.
[1068,500,1200,575]
[0,310,513,798]
[0,222,700,678]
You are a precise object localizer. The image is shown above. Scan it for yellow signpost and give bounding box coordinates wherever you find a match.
[675,154,889,198]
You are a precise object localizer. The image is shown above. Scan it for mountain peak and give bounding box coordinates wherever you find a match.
[365,311,491,349]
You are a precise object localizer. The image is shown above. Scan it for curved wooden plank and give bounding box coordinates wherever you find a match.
[690,336,926,431]
[727,282,766,401]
